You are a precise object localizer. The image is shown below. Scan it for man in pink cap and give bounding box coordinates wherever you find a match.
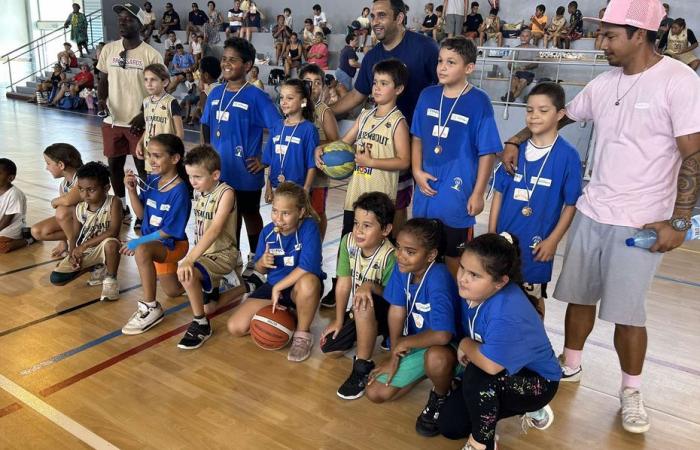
[502,0,700,434]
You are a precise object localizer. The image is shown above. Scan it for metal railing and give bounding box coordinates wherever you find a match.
[2,9,102,92]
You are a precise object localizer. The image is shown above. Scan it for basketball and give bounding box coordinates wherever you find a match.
[250,305,297,350]
[320,140,356,180]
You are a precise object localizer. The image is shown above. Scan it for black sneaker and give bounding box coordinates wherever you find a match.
[134,218,142,230]
[415,389,449,437]
[320,278,337,308]
[337,357,375,400]
[242,270,265,293]
[177,320,212,350]
[203,288,220,305]
[380,335,391,351]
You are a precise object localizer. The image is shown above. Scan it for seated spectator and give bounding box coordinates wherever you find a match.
[169,44,196,92]
[181,72,200,125]
[248,65,265,90]
[164,31,182,67]
[302,18,321,58]
[190,33,204,66]
[0,158,33,254]
[226,0,244,38]
[479,8,503,47]
[204,1,223,44]
[544,6,567,49]
[272,14,293,66]
[307,32,329,70]
[434,5,446,42]
[158,2,181,40]
[284,7,294,29]
[313,4,331,35]
[420,3,438,38]
[336,34,360,91]
[57,42,78,69]
[561,1,582,50]
[142,2,157,43]
[356,7,371,49]
[657,3,672,41]
[50,63,95,107]
[64,3,88,57]
[463,2,483,40]
[501,29,539,103]
[29,64,66,104]
[284,32,303,77]
[594,8,606,50]
[660,18,700,71]
[529,4,547,46]
[187,2,209,43]
[241,1,263,42]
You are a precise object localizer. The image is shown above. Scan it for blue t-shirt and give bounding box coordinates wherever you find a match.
[138,175,192,250]
[384,262,460,337]
[411,85,502,228]
[254,217,323,285]
[262,120,319,188]
[339,45,359,77]
[494,137,582,283]
[355,30,438,124]
[459,283,561,381]
[201,84,282,191]
[173,52,195,70]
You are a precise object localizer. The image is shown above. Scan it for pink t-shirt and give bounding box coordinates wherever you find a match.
[307,43,329,70]
[566,56,700,228]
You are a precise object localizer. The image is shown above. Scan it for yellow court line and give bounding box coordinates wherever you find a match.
[0,374,119,449]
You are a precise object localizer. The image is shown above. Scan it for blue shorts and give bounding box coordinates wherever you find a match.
[249,282,295,308]
[228,25,241,33]
[334,68,353,91]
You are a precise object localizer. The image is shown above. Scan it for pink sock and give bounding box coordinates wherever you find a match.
[563,347,582,369]
[621,371,642,390]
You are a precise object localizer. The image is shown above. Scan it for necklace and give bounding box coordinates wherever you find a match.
[215,81,249,137]
[614,61,654,106]
[435,83,472,154]
[157,174,180,192]
[350,239,385,301]
[276,120,301,183]
[520,136,557,216]
[403,261,435,336]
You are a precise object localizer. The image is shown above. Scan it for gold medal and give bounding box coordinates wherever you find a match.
[434,145,442,155]
[522,206,533,217]
[216,129,221,138]
[277,174,285,183]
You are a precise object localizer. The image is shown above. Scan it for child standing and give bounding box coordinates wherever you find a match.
[262,79,319,202]
[31,143,84,258]
[49,162,122,301]
[412,37,501,276]
[227,182,323,362]
[320,192,396,401]
[0,159,32,254]
[489,82,581,314]
[366,218,461,438]
[177,145,246,349]
[201,37,281,261]
[438,233,561,450]
[317,59,410,308]
[120,134,192,335]
[300,63,340,240]
[137,64,185,175]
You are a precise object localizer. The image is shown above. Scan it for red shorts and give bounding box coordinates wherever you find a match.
[310,187,328,216]
[101,123,142,158]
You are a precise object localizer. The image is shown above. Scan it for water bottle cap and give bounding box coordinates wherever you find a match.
[625,238,635,247]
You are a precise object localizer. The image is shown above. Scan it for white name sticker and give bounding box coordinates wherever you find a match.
[211,99,220,106]
[427,108,439,118]
[283,256,295,266]
[513,188,529,201]
[530,177,551,187]
[215,110,229,121]
[233,101,248,110]
[146,199,157,208]
[451,113,469,125]
[275,144,287,155]
[159,204,171,211]
[514,174,523,182]
[288,136,301,144]
[149,214,163,227]
[269,248,285,256]
[412,312,425,329]
[431,125,449,138]
[415,302,431,313]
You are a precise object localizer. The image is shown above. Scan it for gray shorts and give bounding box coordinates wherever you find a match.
[445,14,464,36]
[553,213,663,326]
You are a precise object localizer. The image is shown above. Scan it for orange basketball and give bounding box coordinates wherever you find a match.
[250,305,297,350]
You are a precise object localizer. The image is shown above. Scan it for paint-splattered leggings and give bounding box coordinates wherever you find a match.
[438,364,559,450]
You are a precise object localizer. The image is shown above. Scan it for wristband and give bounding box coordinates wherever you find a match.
[126,230,161,251]
[504,141,520,147]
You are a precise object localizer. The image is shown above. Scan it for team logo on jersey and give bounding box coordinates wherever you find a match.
[451,177,463,191]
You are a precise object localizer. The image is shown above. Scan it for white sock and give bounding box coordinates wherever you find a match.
[143,300,157,308]
[194,316,209,325]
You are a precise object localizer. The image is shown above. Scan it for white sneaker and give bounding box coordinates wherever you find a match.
[121,301,164,335]
[558,354,582,382]
[100,276,120,301]
[219,270,242,293]
[87,265,107,286]
[620,387,650,433]
[521,405,554,432]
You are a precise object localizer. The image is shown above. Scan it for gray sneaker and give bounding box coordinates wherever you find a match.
[87,265,107,286]
[287,331,313,362]
[100,276,120,301]
[121,301,164,335]
[620,388,650,433]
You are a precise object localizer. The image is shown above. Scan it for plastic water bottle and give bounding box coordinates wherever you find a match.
[625,215,700,249]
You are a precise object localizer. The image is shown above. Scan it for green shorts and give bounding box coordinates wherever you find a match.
[375,346,462,389]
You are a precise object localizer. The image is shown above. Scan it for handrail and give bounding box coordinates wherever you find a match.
[1,9,102,60]
[3,29,75,65]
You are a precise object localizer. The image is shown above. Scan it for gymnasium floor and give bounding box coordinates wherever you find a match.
[0,98,699,449]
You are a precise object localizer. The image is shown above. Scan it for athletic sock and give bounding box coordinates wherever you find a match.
[144,300,157,308]
[563,347,582,369]
[621,371,642,390]
[194,315,208,325]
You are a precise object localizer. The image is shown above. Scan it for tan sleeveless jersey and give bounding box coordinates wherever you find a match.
[75,195,114,245]
[143,92,178,171]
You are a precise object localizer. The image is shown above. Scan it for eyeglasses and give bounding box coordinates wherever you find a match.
[118,50,127,69]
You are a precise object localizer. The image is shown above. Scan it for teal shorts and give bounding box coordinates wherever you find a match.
[375,346,462,389]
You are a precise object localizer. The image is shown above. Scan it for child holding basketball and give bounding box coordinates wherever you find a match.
[120,134,192,335]
[0,158,33,254]
[31,143,83,258]
[300,63,340,241]
[438,233,561,450]
[227,182,322,362]
[316,58,410,308]
[320,192,396,400]
[366,218,461,438]
[201,37,281,258]
[176,145,248,350]
[411,37,501,276]
[50,162,122,302]
[489,82,581,314]
[262,79,319,202]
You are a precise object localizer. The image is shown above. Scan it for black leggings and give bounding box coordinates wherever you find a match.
[438,364,559,450]
[108,155,146,199]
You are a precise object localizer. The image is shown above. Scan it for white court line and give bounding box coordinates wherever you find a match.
[0,374,119,449]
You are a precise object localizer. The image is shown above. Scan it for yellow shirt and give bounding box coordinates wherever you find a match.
[531,15,548,34]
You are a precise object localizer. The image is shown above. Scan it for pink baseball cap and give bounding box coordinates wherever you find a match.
[584,0,665,31]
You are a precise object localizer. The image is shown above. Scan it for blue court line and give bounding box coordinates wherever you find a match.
[653,274,700,288]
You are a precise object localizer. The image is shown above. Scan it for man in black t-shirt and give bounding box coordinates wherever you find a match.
[158,2,181,39]
[187,3,209,42]
[463,2,483,40]
[420,3,438,38]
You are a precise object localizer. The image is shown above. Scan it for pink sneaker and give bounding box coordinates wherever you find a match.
[287,331,313,362]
